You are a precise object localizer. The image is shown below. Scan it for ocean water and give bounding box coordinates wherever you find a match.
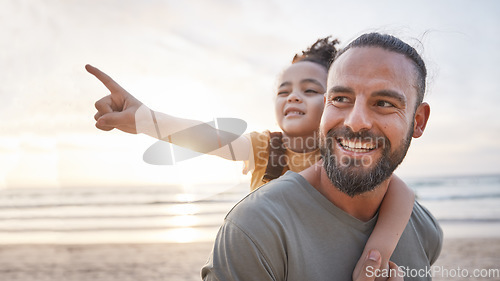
[408,174,500,238]
[0,182,249,244]
[0,175,499,244]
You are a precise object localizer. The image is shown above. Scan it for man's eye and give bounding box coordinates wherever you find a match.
[376,100,395,108]
[332,96,349,103]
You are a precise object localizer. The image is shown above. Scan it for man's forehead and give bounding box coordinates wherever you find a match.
[328,47,417,90]
[331,47,413,74]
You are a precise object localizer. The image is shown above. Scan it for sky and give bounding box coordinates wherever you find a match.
[1,0,499,190]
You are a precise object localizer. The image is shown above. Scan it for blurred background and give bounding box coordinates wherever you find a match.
[0,0,499,244]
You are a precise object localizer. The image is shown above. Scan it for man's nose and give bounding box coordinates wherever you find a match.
[344,102,372,132]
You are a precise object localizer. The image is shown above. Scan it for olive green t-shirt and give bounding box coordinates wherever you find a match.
[202,171,442,281]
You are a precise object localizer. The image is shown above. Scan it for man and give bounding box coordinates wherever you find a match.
[202,33,442,281]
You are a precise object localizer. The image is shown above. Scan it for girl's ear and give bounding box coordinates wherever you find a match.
[412,102,430,138]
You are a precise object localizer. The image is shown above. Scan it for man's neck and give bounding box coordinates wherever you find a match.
[300,162,390,222]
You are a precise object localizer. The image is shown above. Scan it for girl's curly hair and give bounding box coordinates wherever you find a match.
[292,36,339,70]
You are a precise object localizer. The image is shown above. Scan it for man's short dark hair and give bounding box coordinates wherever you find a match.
[335,33,426,107]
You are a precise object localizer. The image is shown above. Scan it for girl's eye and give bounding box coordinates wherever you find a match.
[277,91,289,96]
[305,89,319,94]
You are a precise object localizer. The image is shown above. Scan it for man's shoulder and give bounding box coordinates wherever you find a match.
[225,172,307,225]
[409,200,444,264]
[411,201,441,232]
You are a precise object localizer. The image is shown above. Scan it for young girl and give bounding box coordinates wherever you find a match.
[87,37,413,280]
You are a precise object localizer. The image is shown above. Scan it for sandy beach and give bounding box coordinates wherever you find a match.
[0,242,213,281]
[0,237,498,281]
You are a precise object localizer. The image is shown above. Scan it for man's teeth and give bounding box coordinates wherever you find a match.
[339,139,375,151]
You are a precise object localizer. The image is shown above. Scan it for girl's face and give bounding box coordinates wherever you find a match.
[275,61,327,138]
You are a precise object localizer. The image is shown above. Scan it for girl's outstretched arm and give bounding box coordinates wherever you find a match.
[352,174,415,281]
[87,64,251,161]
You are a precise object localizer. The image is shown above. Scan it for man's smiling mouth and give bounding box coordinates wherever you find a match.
[337,137,376,153]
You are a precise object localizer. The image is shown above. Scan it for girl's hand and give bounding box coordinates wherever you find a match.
[353,250,404,281]
[87,64,143,134]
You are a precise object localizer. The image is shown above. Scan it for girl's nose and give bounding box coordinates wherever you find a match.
[287,91,302,103]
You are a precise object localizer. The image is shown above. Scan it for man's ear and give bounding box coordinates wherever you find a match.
[413,102,430,138]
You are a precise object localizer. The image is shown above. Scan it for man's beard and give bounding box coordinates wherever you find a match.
[320,126,413,197]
